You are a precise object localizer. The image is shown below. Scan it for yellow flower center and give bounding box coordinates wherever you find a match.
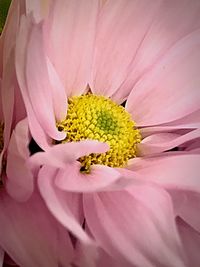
[57,94,141,172]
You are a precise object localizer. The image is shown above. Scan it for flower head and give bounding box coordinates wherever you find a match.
[2,0,200,266]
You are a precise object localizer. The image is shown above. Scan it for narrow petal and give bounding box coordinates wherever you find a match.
[46,58,67,121]
[141,109,200,136]
[177,217,200,267]
[90,0,160,97]
[15,15,51,149]
[129,154,200,192]
[29,140,109,169]
[84,185,185,267]
[38,165,93,244]
[113,0,200,103]
[26,23,65,141]
[6,119,33,201]
[55,164,121,192]
[126,29,200,126]
[0,189,74,267]
[45,0,99,96]
[139,129,200,156]
[170,190,200,233]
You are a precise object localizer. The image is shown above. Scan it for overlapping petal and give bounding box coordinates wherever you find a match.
[139,129,200,156]
[90,0,160,98]
[177,218,200,267]
[6,119,33,201]
[44,0,99,96]
[84,185,186,267]
[0,189,74,267]
[126,29,200,126]
[128,153,200,193]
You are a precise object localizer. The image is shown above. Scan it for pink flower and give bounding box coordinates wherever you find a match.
[0,2,75,267]
[5,0,200,266]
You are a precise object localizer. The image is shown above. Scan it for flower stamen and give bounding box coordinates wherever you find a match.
[57,95,141,172]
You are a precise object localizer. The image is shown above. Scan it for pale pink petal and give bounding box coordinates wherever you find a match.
[44,0,99,96]
[90,0,160,97]
[1,0,20,70]
[25,0,51,23]
[129,154,200,192]
[177,217,200,267]
[16,15,51,149]
[139,129,200,156]
[26,23,65,141]
[29,140,109,170]
[6,119,33,201]
[170,190,200,233]
[185,139,200,152]
[46,58,67,121]
[1,54,14,149]
[0,189,74,267]
[74,240,99,267]
[38,165,93,244]
[113,0,200,103]
[55,164,121,192]
[126,29,200,126]
[141,109,200,137]
[84,185,185,267]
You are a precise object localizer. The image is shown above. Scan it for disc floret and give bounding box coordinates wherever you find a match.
[57,95,141,172]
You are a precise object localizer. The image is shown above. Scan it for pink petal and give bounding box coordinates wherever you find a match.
[0,189,74,267]
[90,0,160,97]
[0,248,3,267]
[170,190,200,233]
[55,164,121,192]
[6,119,33,201]
[38,165,93,244]
[16,15,51,149]
[129,153,200,192]
[113,0,200,103]
[44,0,99,96]
[139,129,200,156]
[84,185,185,267]
[25,0,50,23]
[29,140,109,169]
[26,23,65,141]
[126,29,200,126]
[46,58,67,121]
[177,217,200,267]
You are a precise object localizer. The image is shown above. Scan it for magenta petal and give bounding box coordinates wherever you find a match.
[55,164,121,192]
[126,29,200,126]
[84,185,185,267]
[129,154,200,192]
[38,165,93,244]
[26,23,65,141]
[45,0,99,96]
[91,0,160,97]
[177,218,200,267]
[0,189,74,267]
[29,140,109,169]
[139,129,200,156]
[6,119,33,201]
